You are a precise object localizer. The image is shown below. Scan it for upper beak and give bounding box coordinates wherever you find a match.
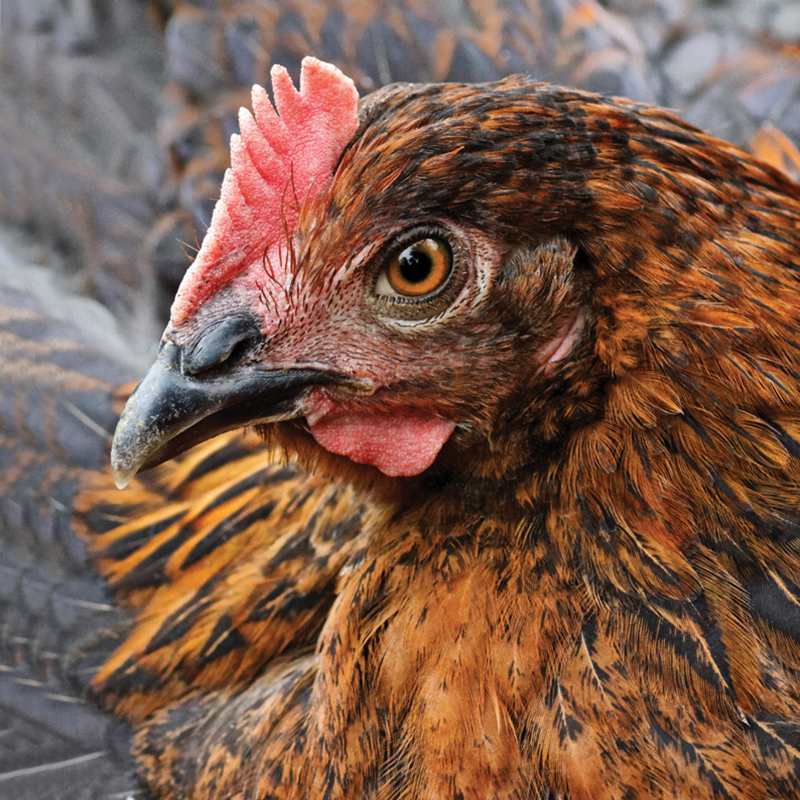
[110,328,340,488]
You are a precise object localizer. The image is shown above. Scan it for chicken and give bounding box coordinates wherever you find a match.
[81,56,800,799]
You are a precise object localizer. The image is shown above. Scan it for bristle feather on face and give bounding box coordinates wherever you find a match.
[171,57,359,325]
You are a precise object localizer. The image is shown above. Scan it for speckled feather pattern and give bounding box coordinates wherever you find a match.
[84,77,800,798]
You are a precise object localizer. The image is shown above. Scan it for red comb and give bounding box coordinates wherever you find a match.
[171,57,360,324]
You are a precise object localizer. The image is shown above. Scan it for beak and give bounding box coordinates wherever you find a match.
[110,334,339,488]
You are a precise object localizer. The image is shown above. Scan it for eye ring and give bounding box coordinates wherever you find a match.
[376,237,453,299]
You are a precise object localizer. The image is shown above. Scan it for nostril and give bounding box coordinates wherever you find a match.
[183,315,262,376]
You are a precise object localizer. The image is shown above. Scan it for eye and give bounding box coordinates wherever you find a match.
[370,227,469,323]
[376,238,453,298]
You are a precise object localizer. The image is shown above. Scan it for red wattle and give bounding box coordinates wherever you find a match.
[309,412,455,477]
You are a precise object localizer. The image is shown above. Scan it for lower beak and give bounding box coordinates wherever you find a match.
[110,339,339,488]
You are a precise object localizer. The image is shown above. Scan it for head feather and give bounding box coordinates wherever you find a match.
[171,57,360,324]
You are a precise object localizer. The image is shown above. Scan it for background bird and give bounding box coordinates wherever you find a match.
[2,2,800,799]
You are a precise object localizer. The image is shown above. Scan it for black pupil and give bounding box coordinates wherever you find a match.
[399,246,433,284]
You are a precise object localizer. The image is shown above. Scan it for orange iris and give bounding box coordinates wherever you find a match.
[385,238,452,297]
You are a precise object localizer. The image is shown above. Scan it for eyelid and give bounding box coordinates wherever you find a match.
[375,269,399,297]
